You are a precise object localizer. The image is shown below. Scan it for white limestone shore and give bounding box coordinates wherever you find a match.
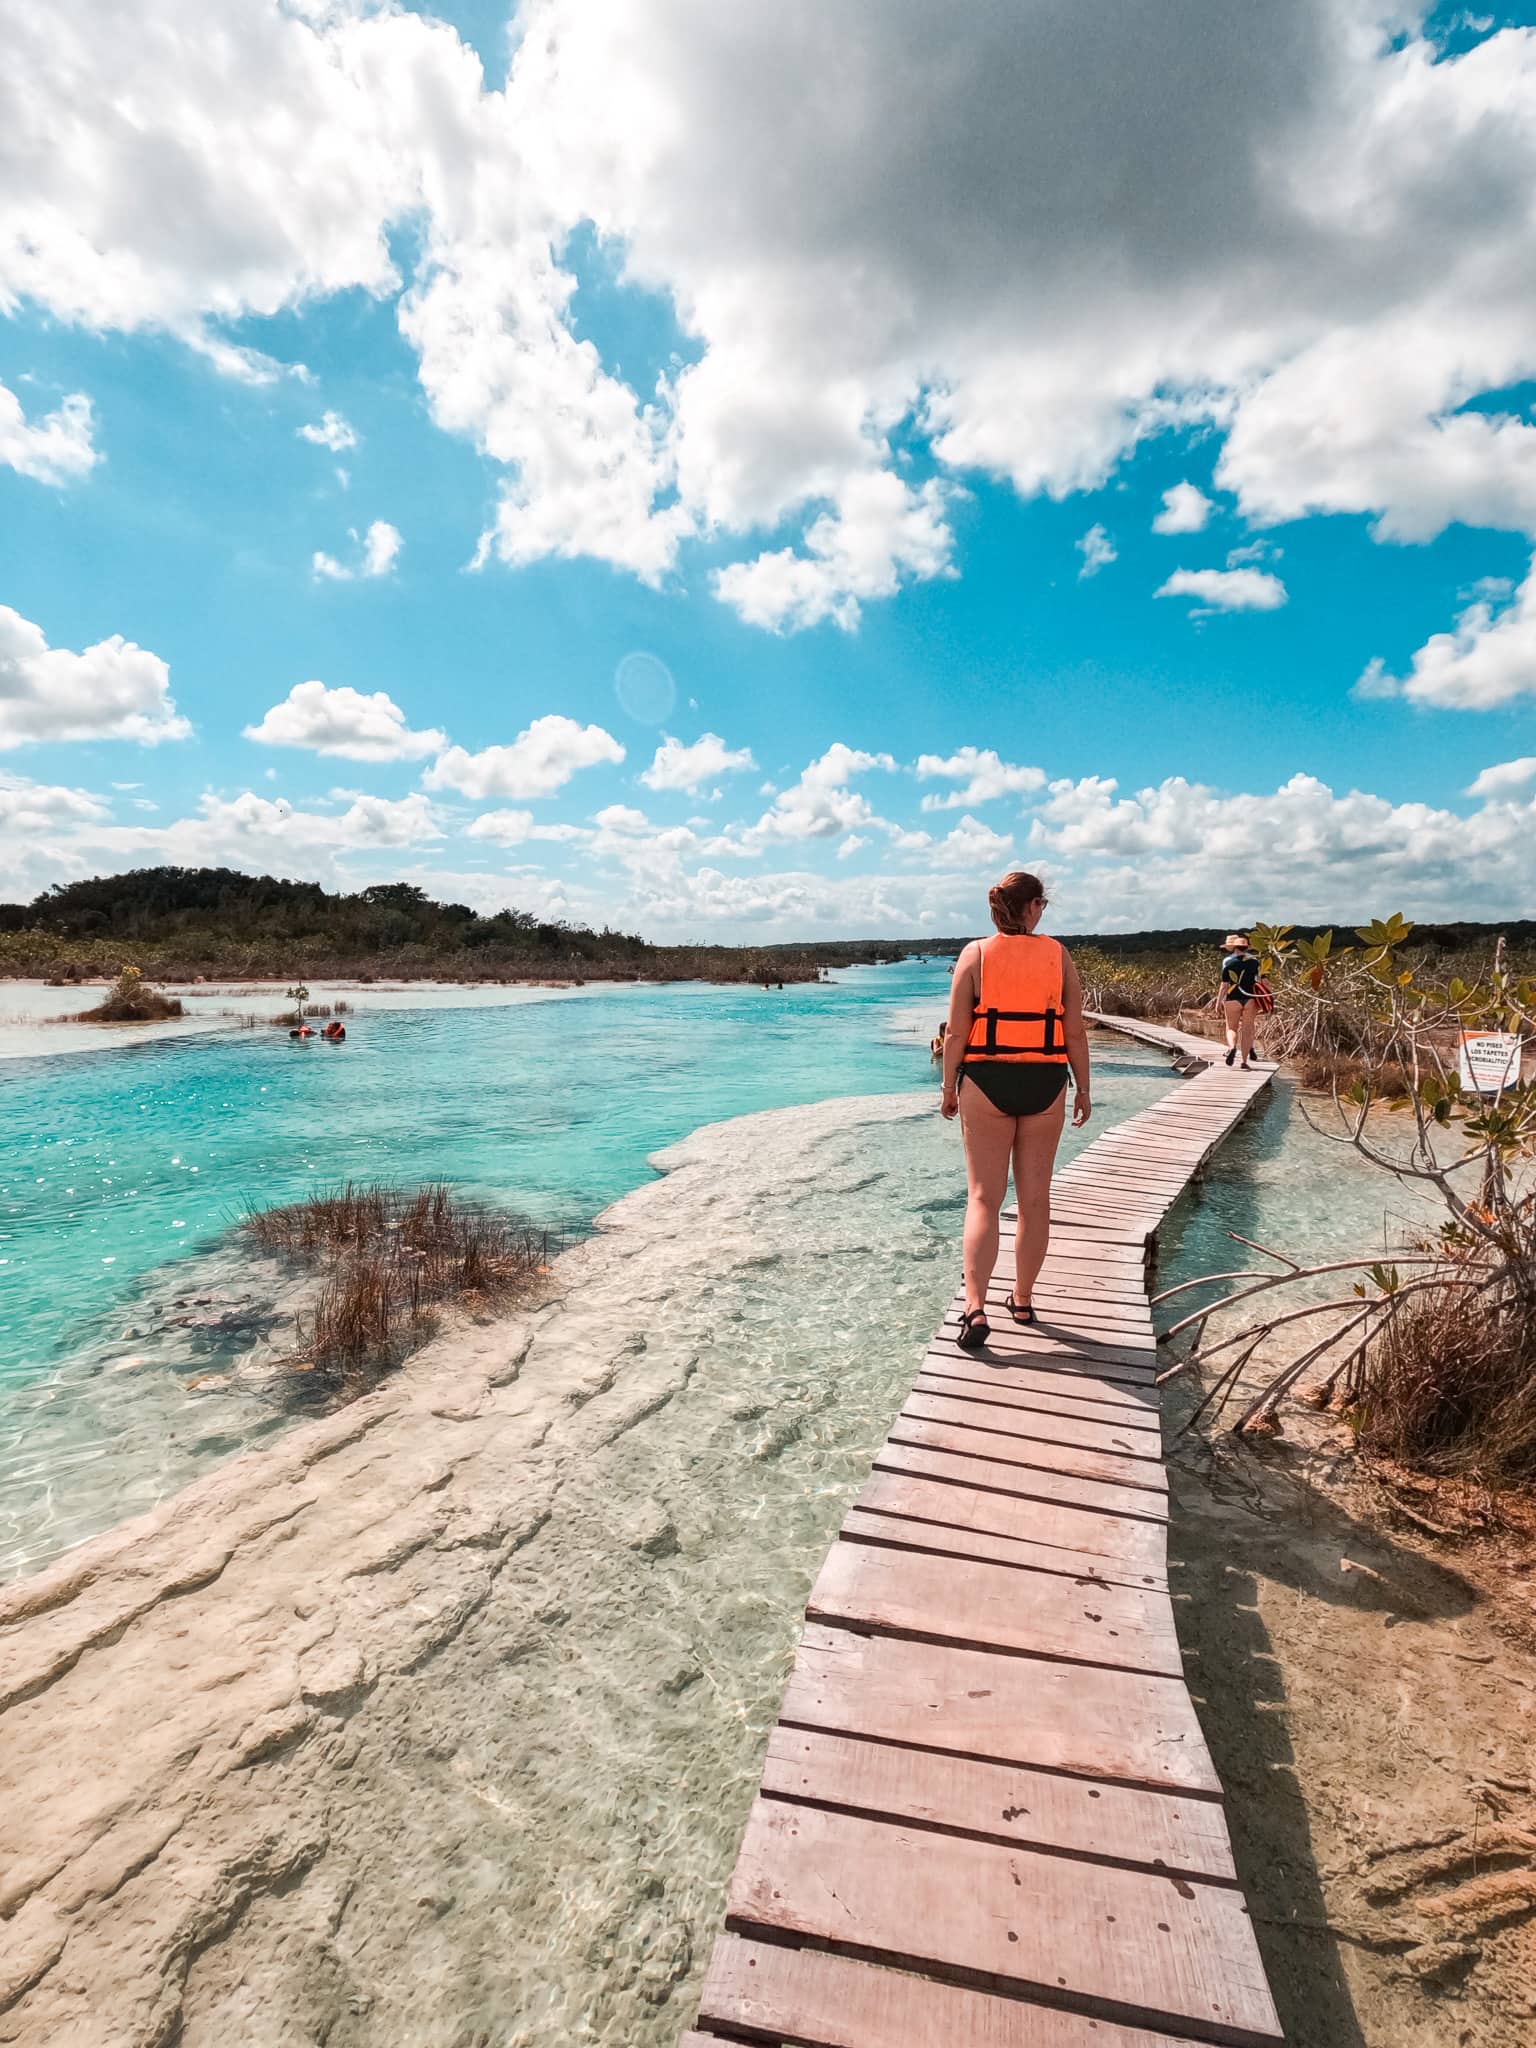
[0,1094,949,2047]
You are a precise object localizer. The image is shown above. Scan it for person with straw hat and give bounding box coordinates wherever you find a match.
[1216,930,1263,1070]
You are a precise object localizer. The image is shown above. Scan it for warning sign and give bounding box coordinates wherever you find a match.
[1458,1031,1523,1094]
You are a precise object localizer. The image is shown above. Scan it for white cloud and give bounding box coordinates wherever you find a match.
[836,833,868,859]
[298,410,358,453]
[1075,524,1116,578]
[924,814,1016,870]
[745,742,895,844]
[1027,770,1536,924]
[0,604,190,750]
[1361,557,1536,709]
[312,520,401,582]
[463,808,589,846]
[1466,756,1536,798]
[1151,481,1212,535]
[640,731,756,793]
[0,771,109,833]
[712,473,953,632]
[0,382,98,485]
[0,790,446,901]
[424,715,626,799]
[243,680,445,761]
[12,1,1536,634]
[915,747,1046,812]
[1155,566,1287,613]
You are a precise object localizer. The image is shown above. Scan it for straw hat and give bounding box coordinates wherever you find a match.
[1223,931,1250,950]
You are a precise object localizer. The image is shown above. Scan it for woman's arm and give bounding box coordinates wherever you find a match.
[1059,946,1093,1127]
[939,944,979,1118]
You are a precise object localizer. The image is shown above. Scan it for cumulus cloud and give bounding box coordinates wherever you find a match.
[1155,566,1287,613]
[1360,558,1536,709]
[916,747,1046,811]
[298,410,358,453]
[0,381,98,485]
[1467,756,1536,798]
[11,3,1536,630]
[463,808,589,846]
[424,715,626,799]
[1152,481,1212,535]
[243,680,445,761]
[0,604,190,749]
[1075,524,1116,578]
[712,473,954,632]
[745,742,895,844]
[0,790,445,900]
[924,814,1016,869]
[640,731,756,793]
[312,520,401,582]
[0,771,109,832]
[1027,770,1536,924]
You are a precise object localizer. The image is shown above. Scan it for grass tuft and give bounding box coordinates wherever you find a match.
[245,1181,554,1392]
[1356,1267,1536,1489]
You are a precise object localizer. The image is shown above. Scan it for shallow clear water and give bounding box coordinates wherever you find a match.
[0,965,948,1376]
[0,964,1184,1576]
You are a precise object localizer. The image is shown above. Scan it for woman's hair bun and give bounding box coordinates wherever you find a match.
[989,870,1046,935]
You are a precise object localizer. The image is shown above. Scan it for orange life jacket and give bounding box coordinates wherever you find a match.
[962,934,1069,1064]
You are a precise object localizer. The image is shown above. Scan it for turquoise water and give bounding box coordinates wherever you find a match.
[0,966,936,1387]
[0,965,1188,1577]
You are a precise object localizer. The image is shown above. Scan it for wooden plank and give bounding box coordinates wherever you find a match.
[917,1358,1159,1414]
[927,1342,1158,1387]
[697,1935,1203,2048]
[912,1371,1161,1432]
[875,1439,1170,1526]
[1008,1238,1148,1264]
[888,1416,1169,1506]
[902,1391,1166,1467]
[853,1469,1166,1577]
[844,1504,1165,1592]
[941,1309,1156,1356]
[936,1317,1158,1362]
[761,1725,1238,1884]
[927,1338,1157,1388]
[782,1623,1221,1793]
[724,1801,1283,2045]
[806,1538,1182,1676]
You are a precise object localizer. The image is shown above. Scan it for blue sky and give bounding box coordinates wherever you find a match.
[2,1,1535,937]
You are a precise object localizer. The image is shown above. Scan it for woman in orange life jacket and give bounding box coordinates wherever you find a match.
[940,871,1092,1349]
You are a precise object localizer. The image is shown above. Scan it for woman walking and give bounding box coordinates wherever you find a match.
[1217,931,1262,1070]
[940,872,1091,1350]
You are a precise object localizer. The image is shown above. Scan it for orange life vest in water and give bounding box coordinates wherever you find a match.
[962,934,1069,1064]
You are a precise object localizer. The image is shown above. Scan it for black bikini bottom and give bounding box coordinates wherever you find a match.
[961,1063,1069,1117]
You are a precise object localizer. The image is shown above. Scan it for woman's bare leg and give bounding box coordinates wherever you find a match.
[1223,998,1244,1053]
[1010,1090,1068,1305]
[1238,1000,1257,1063]
[958,1083,1016,1314]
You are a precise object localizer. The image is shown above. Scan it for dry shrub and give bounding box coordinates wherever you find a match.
[1073,947,1209,1021]
[246,1181,554,1389]
[74,965,184,1023]
[1356,1276,1536,1489]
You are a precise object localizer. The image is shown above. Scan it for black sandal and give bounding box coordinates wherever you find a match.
[956,1308,990,1350]
[1003,1293,1035,1325]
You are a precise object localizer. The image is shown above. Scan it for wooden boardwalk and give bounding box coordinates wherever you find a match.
[683,1019,1282,2048]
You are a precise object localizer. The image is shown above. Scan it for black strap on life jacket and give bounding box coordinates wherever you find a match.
[965,1005,1063,1059]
